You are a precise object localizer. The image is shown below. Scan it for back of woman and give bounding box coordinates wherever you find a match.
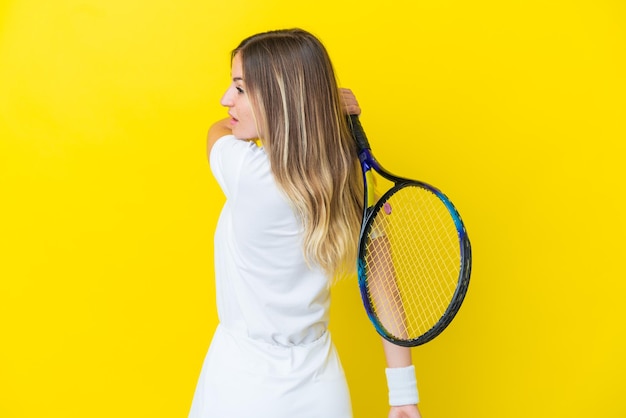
[189,132,351,417]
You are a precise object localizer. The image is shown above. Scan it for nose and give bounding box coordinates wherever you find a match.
[220,87,234,107]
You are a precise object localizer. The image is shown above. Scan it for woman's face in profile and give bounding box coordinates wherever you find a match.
[220,53,259,140]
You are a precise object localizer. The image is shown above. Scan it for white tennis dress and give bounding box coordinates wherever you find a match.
[188,135,353,418]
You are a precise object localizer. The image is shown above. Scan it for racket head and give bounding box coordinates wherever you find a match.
[357,180,472,347]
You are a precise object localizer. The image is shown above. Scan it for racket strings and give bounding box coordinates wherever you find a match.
[364,186,461,341]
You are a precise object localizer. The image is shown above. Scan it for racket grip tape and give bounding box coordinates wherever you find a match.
[348,114,372,151]
[385,365,419,406]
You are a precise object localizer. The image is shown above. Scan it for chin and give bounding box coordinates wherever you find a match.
[234,131,259,141]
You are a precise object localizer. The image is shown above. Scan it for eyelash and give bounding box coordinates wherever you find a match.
[236,86,244,94]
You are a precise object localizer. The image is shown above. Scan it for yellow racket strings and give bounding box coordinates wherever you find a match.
[364,187,461,340]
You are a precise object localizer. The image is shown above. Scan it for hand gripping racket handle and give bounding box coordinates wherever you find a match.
[349,114,371,152]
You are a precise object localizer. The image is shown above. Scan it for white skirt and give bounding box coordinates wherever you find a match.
[188,324,352,418]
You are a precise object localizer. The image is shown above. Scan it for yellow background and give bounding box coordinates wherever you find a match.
[1,0,624,417]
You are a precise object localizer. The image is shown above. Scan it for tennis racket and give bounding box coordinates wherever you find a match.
[349,115,472,347]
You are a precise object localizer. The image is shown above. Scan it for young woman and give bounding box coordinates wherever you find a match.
[189,28,421,418]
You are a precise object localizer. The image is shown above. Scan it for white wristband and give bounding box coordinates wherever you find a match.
[385,365,419,406]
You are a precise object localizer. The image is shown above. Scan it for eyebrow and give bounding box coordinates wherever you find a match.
[233,77,244,82]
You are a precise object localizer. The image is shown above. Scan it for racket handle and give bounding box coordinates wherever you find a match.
[348,114,372,151]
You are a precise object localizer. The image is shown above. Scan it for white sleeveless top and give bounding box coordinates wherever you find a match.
[188,135,352,418]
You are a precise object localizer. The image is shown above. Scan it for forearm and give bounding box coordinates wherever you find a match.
[382,337,412,368]
[382,338,419,409]
[207,118,232,155]
[208,118,232,141]
[372,243,419,407]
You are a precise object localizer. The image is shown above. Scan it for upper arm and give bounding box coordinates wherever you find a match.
[207,118,232,157]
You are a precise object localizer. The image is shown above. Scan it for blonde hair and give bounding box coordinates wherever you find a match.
[233,29,363,278]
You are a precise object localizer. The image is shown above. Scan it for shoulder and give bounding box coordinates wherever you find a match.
[210,133,266,181]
